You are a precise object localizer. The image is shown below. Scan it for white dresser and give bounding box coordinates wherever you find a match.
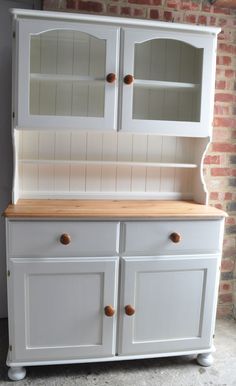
[5,8,226,381]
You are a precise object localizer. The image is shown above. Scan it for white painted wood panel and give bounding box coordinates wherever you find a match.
[119,255,219,355]
[9,257,118,361]
[17,131,199,200]
[8,220,119,258]
[123,220,223,255]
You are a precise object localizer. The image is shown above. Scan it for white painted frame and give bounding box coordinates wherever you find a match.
[121,28,216,137]
[16,19,119,130]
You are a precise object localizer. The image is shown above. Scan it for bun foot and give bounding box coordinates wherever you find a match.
[8,366,26,381]
[197,353,214,367]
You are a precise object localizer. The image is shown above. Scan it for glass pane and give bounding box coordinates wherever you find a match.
[133,39,203,122]
[30,30,106,117]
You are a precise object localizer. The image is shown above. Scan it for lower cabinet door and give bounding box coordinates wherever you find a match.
[119,255,219,356]
[9,257,118,362]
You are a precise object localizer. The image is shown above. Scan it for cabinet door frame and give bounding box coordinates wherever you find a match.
[16,19,119,131]
[121,28,216,137]
[119,254,219,356]
[8,257,118,362]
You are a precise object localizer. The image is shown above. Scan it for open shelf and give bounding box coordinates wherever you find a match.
[134,79,200,91]
[19,159,198,169]
[30,73,105,85]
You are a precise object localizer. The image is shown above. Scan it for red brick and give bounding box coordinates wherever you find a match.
[213,6,230,15]
[232,131,236,139]
[219,293,233,304]
[214,105,230,116]
[164,11,173,21]
[225,192,233,200]
[180,1,191,10]
[128,0,162,4]
[219,43,236,54]
[149,9,160,18]
[226,216,235,225]
[215,80,226,90]
[219,281,232,293]
[120,6,131,15]
[214,117,236,128]
[217,304,233,318]
[66,0,77,9]
[166,0,179,9]
[210,192,219,200]
[223,248,236,259]
[217,56,232,66]
[204,155,221,165]
[184,13,196,24]
[197,15,207,25]
[212,128,230,141]
[210,16,217,26]
[221,258,235,271]
[225,69,235,78]
[78,1,103,12]
[214,203,223,210]
[212,143,236,152]
[215,93,234,102]
[107,5,119,14]
[211,168,231,176]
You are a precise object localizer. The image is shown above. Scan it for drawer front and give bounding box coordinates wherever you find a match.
[8,221,119,258]
[123,220,224,255]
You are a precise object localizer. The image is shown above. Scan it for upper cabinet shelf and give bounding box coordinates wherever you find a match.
[13,13,219,137]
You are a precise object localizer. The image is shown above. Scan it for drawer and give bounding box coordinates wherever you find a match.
[122,220,224,255]
[7,220,119,258]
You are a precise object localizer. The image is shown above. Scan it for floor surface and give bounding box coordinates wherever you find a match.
[0,318,235,385]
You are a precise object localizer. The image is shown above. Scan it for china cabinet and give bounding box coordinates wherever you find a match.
[5,8,226,381]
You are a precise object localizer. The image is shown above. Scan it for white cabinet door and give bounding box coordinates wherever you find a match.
[16,19,119,130]
[8,257,118,361]
[119,255,219,355]
[121,28,216,137]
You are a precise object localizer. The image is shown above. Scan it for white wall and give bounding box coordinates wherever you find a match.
[0,0,41,318]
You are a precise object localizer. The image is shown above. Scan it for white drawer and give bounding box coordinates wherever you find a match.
[123,220,224,255]
[8,220,119,258]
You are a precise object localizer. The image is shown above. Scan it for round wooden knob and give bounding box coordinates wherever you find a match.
[60,233,71,245]
[125,305,135,316]
[106,73,116,83]
[170,232,181,243]
[124,74,134,85]
[104,305,115,317]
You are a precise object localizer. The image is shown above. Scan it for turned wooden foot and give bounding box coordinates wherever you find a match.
[8,366,26,381]
[196,353,214,367]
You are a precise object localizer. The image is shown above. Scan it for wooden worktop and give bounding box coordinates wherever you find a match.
[4,199,227,219]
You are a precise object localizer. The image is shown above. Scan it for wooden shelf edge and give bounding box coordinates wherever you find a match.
[3,199,228,219]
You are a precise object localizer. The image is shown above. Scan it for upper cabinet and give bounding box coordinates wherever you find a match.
[16,19,119,131]
[13,12,220,137]
[121,29,215,136]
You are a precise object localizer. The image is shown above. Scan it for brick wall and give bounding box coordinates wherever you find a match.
[43,0,236,319]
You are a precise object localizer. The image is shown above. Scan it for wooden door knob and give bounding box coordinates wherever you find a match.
[170,232,181,243]
[106,73,116,83]
[124,74,134,85]
[104,305,115,317]
[60,233,71,245]
[125,305,135,316]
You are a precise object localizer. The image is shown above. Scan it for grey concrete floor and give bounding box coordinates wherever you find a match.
[0,318,235,385]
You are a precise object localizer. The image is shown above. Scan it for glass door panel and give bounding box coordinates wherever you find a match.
[133,39,203,122]
[30,30,106,118]
[121,28,214,136]
[17,19,119,130]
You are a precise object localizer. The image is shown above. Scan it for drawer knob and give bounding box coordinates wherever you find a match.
[125,305,135,316]
[104,305,115,317]
[106,73,116,83]
[124,74,134,85]
[170,232,181,243]
[60,233,71,245]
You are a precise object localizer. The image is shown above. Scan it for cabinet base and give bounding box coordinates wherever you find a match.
[196,353,214,367]
[8,366,26,381]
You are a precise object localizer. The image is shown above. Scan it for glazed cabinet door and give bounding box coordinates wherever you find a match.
[121,28,216,136]
[16,19,119,130]
[119,255,219,355]
[8,257,118,362]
